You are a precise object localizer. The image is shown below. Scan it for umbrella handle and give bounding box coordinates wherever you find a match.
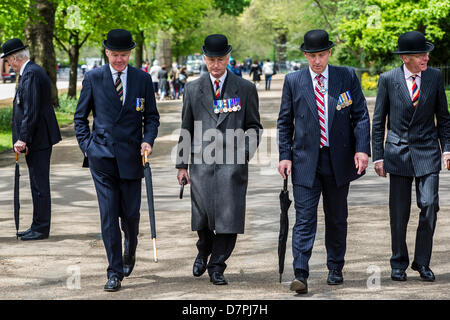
[142,150,150,167]
[283,169,288,191]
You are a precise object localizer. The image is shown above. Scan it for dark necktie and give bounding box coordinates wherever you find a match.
[115,72,123,103]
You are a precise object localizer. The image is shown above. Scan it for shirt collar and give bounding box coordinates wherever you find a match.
[110,64,128,76]
[309,65,329,82]
[210,70,227,85]
[20,60,31,76]
[403,65,421,79]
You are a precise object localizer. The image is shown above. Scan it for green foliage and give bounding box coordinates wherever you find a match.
[0,107,13,132]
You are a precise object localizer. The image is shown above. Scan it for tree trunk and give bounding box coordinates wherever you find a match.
[135,30,144,69]
[68,33,79,99]
[25,0,59,107]
[156,30,172,72]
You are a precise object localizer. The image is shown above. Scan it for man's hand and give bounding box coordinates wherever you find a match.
[141,142,152,156]
[278,160,292,180]
[443,153,450,170]
[374,160,387,177]
[14,140,27,154]
[354,152,369,175]
[177,168,190,185]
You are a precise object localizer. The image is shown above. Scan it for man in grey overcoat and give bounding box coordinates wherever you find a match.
[372,31,450,282]
[176,34,263,285]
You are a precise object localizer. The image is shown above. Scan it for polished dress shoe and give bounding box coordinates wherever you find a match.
[193,255,207,277]
[20,231,48,241]
[123,254,135,277]
[17,228,32,237]
[411,263,435,282]
[104,276,121,292]
[209,272,228,285]
[391,268,407,281]
[290,277,308,294]
[327,270,343,285]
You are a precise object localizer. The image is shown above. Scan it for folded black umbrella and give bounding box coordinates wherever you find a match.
[142,150,158,262]
[14,153,20,239]
[278,170,292,283]
[179,177,187,199]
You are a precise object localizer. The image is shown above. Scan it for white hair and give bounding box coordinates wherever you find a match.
[12,49,30,61]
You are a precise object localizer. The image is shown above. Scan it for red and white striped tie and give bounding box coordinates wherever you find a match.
[315,74,327,147]
[411,74,419,108]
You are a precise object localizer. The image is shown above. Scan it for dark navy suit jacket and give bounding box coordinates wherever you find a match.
[372,65,450,177]
[74,64,160,180]
[12,61,61,150]
[278,65,371,188]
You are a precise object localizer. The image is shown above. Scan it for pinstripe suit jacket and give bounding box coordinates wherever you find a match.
[278,66,371,188]
[12,61,61,151]
[372,65,450,177]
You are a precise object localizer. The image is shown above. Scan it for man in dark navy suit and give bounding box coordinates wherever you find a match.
[2,38,61,241]
[277,30,370,294]
[372,31,450,282]
[74,29,160,292]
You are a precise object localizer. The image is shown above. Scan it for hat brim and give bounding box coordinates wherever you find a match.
[102,40,136,51]
[202,45,232,57]
[1,45,28,59]
[300,42,334,53]
[393,42,434,54]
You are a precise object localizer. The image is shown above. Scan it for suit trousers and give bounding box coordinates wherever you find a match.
[196,228,237,275]
[25,147,52,235]
[389,173,439,270]
[90,158,141,280]
[292,147,350,278]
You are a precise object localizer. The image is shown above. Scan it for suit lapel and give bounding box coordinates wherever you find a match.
[410,68,432,126]
[327,65,339,131]
[217,73,239,127]
[199,74,218,123]
[102,65,122,112]
[300,69,318,123]
[396,66,415,109]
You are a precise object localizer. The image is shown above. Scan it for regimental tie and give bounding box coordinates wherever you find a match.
[315,74,327,147]
[411,74,419,108]
[115,71,123,103]
[214,79,221,99]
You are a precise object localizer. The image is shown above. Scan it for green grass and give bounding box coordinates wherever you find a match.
[0,93,78,152]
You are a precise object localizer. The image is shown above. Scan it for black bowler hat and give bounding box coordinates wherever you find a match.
[1,38,28,59]
[202,34,232,57]
[102,29,136,51]
[300,29,334,53]
[393,31,434,54]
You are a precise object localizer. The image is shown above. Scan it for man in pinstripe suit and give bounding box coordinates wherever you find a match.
[2,38,61,241]
[372,31,450,282]
[277,30,370,294]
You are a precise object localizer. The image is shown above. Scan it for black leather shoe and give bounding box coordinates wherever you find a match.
[123,254,135,277]
[20,231,48,241]
[290,277,308,294]
[104,276,121,292]
[17,228,32,237]
[391,268,407,281]
[193,255,207,277]
[411,263,435,282]
[209,272,228,285]
[327,270,343,285]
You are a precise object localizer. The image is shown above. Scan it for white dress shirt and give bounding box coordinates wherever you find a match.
[209,70,227,97]
[110,65,128,104]
[404,65,421,99]
[20,60,31,76]
[309,65,329,147]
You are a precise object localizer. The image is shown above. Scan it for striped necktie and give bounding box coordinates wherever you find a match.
[115,71,123,103]
[315,74,327,147]
[214,79,220,99]
[411,74,419,108]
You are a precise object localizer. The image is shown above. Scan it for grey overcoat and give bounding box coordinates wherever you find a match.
[176,72,262,234]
